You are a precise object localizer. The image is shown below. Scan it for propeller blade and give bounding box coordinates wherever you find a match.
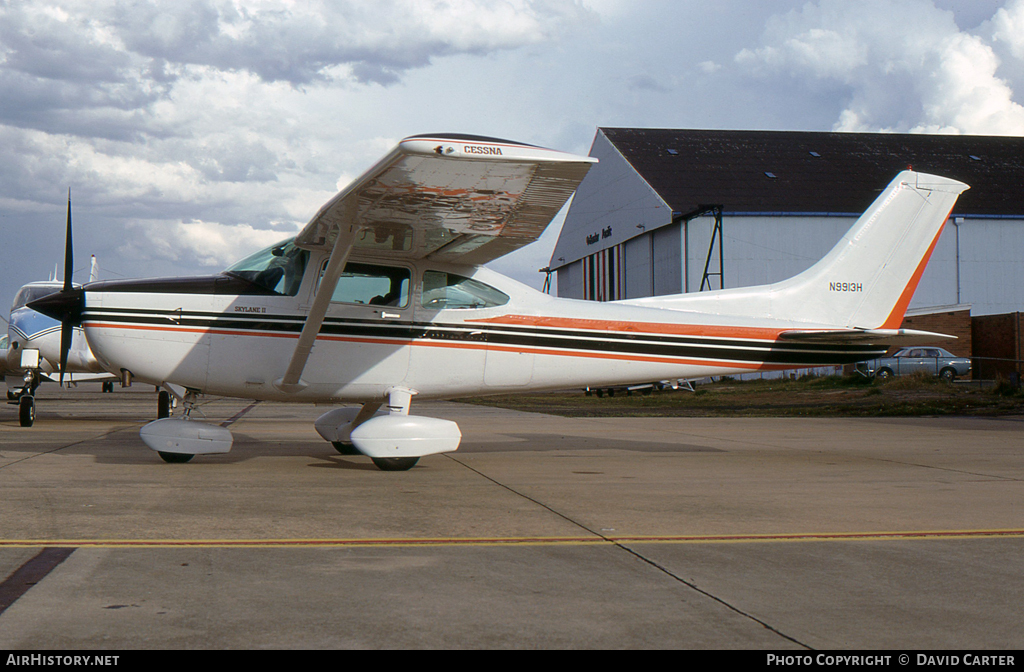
[63,189,73,293]
[59,319,73,386]
[57,189,75,384]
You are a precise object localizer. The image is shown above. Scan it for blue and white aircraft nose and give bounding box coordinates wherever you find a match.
[9,306,60,342]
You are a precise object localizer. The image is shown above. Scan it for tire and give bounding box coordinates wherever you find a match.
[157,390,171,419]
[158,452,194,463]
[939,368,957,383]
[19,395,35,427]
[371,457,420,471]
[876,368,894,380]
[332,441,361,456]
[102,381,113,393]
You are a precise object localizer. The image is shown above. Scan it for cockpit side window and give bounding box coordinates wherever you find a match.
[421,271,510,310]
[225,239,310,296]
[320,262,411,308]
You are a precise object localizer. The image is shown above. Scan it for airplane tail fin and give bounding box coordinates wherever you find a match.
[770,171,968,329]
[624,171,969,333]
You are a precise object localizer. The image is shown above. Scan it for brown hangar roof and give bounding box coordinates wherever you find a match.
[600,128,1024,218]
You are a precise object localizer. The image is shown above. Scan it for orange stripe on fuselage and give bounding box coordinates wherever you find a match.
[83,321,789,370]
[86,322,300,339]
[468,314,786,340]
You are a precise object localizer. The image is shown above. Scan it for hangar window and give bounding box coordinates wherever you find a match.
[421,271,509,310]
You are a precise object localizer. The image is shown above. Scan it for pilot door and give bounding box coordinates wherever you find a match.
[311,260,412,388]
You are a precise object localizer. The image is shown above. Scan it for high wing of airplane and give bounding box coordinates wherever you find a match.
[29,134,968,470]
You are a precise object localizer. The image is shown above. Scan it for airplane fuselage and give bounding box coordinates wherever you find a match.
[81,251,883,403]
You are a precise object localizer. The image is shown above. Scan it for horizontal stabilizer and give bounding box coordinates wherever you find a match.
[778,328,955,346]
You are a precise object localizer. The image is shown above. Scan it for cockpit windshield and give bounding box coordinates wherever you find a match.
[225,238,310,296]
[12,284,61,311]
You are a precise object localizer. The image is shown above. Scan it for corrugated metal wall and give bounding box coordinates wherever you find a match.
[558,209,1024,316]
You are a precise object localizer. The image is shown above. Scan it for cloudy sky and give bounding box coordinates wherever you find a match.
[2,0,1023,307]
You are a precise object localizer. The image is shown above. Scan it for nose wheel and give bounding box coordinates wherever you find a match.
[18,395,35,427]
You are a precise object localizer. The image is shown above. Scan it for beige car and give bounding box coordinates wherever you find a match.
[858,347,972,382]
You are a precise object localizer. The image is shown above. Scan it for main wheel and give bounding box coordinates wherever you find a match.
[332,441,361,456]
[157,390,171,418]
[19,395,35,427]
[102,381,114,393]
[158,452,194,463]
[371,457,420,471]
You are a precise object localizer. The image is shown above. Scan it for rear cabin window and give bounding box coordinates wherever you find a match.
[421,271,509,310]
[321,262,410,307]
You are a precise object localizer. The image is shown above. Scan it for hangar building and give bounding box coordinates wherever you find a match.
[550,128,1024,321]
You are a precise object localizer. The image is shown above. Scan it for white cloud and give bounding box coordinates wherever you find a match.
[2,0,1023,305]
[104,0,590,85]
[119,219,288,268]
[992,0,1024,60]
[0,0,600,300]
[735,0,1024,135]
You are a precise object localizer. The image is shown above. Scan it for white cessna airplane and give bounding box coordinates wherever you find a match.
[30,134,968,470]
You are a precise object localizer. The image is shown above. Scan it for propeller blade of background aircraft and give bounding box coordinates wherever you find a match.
[63,190,73,293]
[59,191,73,385]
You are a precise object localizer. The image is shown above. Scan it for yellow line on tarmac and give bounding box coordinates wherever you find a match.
[612,529,1024,545]
[0,529,1022,549]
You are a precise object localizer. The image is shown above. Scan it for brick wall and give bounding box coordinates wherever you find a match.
[898,309,972,358]
[972,313,1023,380]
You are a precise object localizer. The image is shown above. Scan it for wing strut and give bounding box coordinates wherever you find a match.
[274,220,362,394]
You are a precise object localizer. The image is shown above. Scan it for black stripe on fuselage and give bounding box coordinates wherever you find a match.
[83,274,278,296]
[82,306,885,366]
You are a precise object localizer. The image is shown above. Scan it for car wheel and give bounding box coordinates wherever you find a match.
[939,368,956,383]
[877,368,894,380]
